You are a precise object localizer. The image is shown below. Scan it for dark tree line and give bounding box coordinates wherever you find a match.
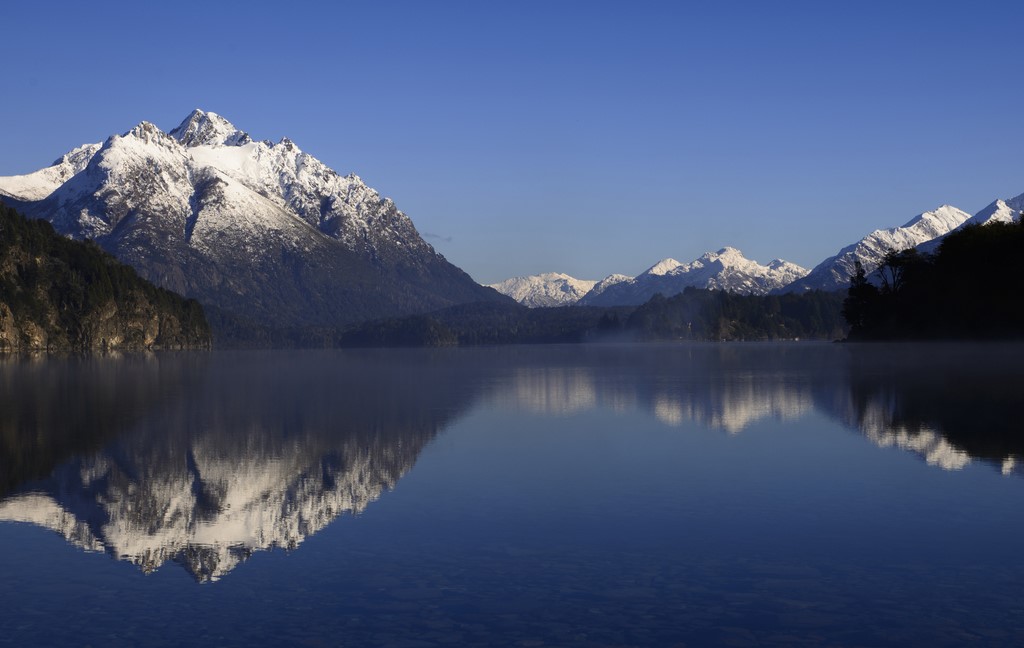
[843,218,1024,340]
[338,289,848,347]
[625,288,847,341]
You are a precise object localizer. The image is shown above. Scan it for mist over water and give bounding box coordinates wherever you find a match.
[1,344,1022,645]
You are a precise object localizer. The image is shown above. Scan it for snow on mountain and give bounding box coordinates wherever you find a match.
[644,258,684,276]
[169,108,252,147]
[0,110,506,330]
[781,205,971,293]
[579,247,808,306]
[967,194,1024,227]
[587,273,633,297]
[487,272,598,307]
[0,142,101,202]
[916,192,1024,255]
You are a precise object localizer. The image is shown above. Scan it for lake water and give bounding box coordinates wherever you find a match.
[1,343,1023,647]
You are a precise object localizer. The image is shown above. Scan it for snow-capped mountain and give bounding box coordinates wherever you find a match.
[0,143,101,201]
[578,247,808,306]
[781,205,971,293]
[487,272,598,307]
[917,192,1024,254]
[965,192,1024,227]
[0,110,507,333]
[587,273,633,298]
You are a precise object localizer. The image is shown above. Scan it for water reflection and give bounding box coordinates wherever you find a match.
[836,344,1024,474]
[487,345,828,433]
[0,350,485,581]
[1,344,1022,581]
[487,344,1024,474]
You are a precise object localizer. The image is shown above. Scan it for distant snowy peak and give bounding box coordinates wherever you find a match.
[0,142,101,202]
[588,273,633,296]
[488,272,598,307]
[169,108,252,147]
[579,248,808,306]
[52,142,103,174]
[644,258,683,276]
[965,195,1024,227]
[916,193,1024,254]
[782,204,971,293]
[642,247,805,285]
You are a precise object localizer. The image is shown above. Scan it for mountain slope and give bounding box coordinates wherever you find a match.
[579,247,807,306]
[781,205,970,293]
[487,272,598,307]
[0,110,508,337]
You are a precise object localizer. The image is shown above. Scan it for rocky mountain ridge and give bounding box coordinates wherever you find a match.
[780,205,972,293]
[578,247,808,306]
[0,110,507,339]
[494,192,1022,307]
[487,272,598,307]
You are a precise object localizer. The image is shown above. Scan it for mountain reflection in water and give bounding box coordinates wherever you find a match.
[0,350,482,581]
[1,343,1021,581]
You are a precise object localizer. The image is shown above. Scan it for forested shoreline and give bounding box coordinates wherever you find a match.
[0,203,211,351]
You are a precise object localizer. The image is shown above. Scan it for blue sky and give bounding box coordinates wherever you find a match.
[3,1,1022,283]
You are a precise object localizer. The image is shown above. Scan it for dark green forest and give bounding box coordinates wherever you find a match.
[0,202,210,351]
[625,288,847,341]
[844,218,1024,340]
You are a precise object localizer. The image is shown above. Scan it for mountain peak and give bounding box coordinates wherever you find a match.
[579,248,808,306]
[706,247,745,262]
[276,137,300,153]
[123,121,177,147]
[644,258,683,276]
[963,199,1019,227]
[898,204,969,230]
[170,109,251,147]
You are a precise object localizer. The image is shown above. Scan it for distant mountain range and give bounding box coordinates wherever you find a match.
[491,194,1023,307]
[489,248,808,307]
[0,110,509,336]
[580,248,808,306]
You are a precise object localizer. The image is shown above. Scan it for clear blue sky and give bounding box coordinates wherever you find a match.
[3,1,1022,283]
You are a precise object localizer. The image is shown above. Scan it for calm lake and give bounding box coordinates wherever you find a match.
[1,343,1022,647]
